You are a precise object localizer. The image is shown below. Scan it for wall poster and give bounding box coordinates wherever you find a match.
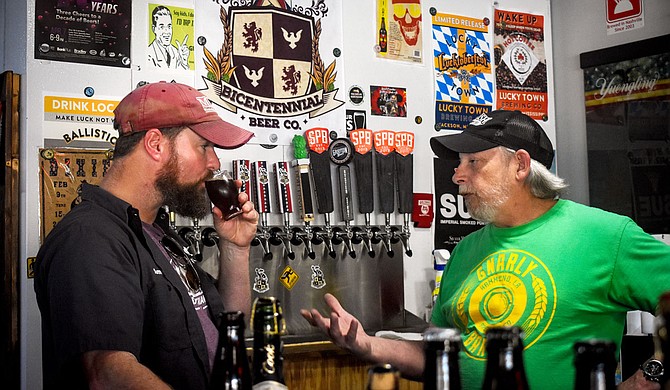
[376,0,423,63]
[581,35,669,234]
[42,92,120,147]
[131,1,196,86]
[431,12,493,131]
[195,0,345,146]
[493,9,548,121]
[370,85,407,117]
[39,148,111,241]
[34,0,132,68]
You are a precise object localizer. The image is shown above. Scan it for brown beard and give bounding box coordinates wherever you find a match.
[155,150,211,219]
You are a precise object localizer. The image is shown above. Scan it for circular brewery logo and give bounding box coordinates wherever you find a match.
[450,249,557,360]
[348,85,364,106]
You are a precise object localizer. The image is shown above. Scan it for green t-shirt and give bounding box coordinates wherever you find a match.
[431,199,670,389]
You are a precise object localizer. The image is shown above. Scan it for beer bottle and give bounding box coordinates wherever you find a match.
[481,326,530,390]
[423,328,461,390]
[367,363,400,390]
[251,297,288,390]
[573,339,616,390]
[378,16,387,53]
[210,311,252,390]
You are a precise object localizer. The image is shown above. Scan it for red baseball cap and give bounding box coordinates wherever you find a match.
[113,81,254,149]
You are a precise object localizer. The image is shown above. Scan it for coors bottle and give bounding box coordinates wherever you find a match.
[251,297,288,390]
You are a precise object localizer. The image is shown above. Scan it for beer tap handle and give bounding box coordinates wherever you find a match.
[394,131,414,257]
[232,160,252,202]
[273,161,296,260]
[374,130,396,258]
[306,128,336,258]
[337,165,356,258]
[292,135,316,260]
[251,161,273,261]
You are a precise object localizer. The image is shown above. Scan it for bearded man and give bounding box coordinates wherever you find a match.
[34,82,257,389]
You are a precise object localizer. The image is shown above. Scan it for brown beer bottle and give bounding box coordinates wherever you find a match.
[378,16,387,53]
[210,311,252,390]
[481,326,530,390]
[573,339,616,390]
[251,297,288,390]
[423,328,462,390]
[367,363,400,390]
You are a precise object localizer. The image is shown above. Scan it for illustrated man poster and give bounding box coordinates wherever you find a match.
[432,12,493,131]
[494,9,548,120]
[376,0,423,63]
[195,0,345,146]
[34,0,131,67]
[147,3,195,70]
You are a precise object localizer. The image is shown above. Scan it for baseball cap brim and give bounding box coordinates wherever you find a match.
[430,131,501,160]
[190,119,254,149]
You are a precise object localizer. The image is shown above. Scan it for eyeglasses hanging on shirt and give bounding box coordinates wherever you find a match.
[160,234,201,293]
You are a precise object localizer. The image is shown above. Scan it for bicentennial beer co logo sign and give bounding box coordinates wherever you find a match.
[198,2,344,141]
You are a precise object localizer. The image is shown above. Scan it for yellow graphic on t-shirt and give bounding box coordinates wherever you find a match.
[452,249,556,360]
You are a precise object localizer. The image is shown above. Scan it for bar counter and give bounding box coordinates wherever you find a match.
[278,310,428,389]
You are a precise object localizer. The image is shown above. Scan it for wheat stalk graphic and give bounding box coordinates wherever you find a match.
[308,19,336,92]
[521,273,548,337]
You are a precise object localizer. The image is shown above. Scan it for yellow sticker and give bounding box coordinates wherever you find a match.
[27,257,36,279]
[279,265,299,290]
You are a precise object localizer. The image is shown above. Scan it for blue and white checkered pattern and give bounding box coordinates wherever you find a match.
[432,25,494,105]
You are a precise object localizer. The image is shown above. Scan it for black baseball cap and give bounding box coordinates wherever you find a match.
[430,110,554,169]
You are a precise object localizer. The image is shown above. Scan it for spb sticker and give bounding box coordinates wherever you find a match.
[279,265,300,290]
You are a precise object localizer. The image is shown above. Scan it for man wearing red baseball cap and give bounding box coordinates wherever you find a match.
[35,82,257,389]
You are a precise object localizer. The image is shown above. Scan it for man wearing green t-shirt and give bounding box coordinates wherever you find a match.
[301,110,669,389]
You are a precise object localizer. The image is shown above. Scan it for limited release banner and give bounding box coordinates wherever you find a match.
[34,0,131,68]
[432,12,493,131]
[494,9,548,120]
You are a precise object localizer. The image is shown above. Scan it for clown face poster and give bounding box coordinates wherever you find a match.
[494,9,548,121]
[376,0,423,63]
[195,0,345,146]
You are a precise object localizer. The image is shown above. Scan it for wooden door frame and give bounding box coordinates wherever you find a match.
[1,70,21,389]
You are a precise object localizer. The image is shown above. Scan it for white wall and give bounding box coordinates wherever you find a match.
[551,0,670,204]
